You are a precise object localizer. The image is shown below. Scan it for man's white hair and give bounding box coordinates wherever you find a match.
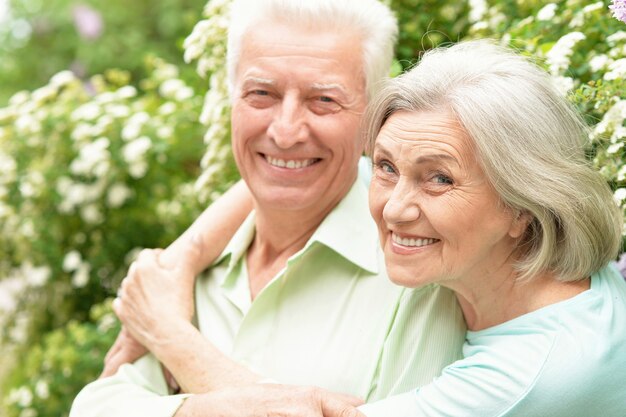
[226,0,398,99]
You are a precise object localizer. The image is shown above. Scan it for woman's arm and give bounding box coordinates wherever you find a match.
[101,180,253,378]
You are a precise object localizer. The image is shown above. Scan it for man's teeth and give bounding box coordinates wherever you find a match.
[265,155,317,169]
[392,233,438,248]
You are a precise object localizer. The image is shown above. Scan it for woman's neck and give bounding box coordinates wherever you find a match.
[452,270,590,331]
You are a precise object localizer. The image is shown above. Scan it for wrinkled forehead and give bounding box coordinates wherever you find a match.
[235,21,367,92]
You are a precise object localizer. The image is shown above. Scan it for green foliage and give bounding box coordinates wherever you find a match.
[390,0,471,68]
[0,0,207,105]
[2,300,119,417]
[0,54,211,402]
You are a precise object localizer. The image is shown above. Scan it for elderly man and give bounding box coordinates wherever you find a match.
[70,0,464,416]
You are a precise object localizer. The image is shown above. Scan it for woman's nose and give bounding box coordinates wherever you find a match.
[383,179,421,225]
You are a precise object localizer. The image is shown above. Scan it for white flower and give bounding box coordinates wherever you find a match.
[121,123,141,141]
[607,31,626,46]
[70,137,111,177]
[19,407,37,417]
[15,114,41,134]
[31,85,57,103]
[105,104,131,119]
[72,262,91,287]
[34,380,49,399]
[612,126,626,142]
[0,151,17,179]
[537,3,557,21]
[158,102,177,116]
[128,161,148,179]
[97,313,117,332]
[551,76,575,96]
[71,102,102,121]
[582,2,603,14]
[604,58,626,81]
[63,250,82,272]
[160,79,191,101]
[122,112,151,140]
[116,85,137,99]
[614,188,626,203]
[81,203,103,224]
[123,136,152,163]
[71,123,96,142]
[468,0,487,23]
[545,32,586,75]
[50,70,76,88]
[156,125,174,139]
[23,263,51,287]
[175,86,194,101]
[589,54,610,72]
[95,92,116,105]
[9,91,30,106]
[107,183,133,208]
[607,142,624,154]
[8,386,33,407]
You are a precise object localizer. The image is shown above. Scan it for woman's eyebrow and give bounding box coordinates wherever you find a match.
[414,154,460,167]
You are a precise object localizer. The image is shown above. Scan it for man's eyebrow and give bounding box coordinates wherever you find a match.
[310,82,347,94]
[242,76,275,86]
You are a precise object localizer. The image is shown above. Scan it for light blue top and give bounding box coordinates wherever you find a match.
[360,264,626,416]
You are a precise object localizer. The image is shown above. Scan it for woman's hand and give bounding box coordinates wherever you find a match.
[176,384,365,417]
[113,237,202,350]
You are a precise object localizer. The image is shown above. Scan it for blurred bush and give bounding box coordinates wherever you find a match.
[0,0,206,106]
[0,0,624,416]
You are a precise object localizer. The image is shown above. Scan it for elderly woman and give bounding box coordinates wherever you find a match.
[357,39,626,416]
[105,41,626,416]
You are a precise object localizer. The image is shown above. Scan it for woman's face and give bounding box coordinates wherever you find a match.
[369,109,525,289]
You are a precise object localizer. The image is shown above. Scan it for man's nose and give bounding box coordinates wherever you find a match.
[267,95,308,149]
[382,179,421,225]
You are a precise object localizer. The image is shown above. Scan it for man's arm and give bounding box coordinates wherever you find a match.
[101,180,253,378]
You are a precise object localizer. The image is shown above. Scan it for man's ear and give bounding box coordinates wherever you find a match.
[509,210,533,239]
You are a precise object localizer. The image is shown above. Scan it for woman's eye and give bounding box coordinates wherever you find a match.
[432,174,453,185]
[377,161,395,174]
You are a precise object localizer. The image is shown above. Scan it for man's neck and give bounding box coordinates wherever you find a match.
[246,199,341,300]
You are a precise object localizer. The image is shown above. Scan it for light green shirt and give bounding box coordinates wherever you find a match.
[70,179,465,417]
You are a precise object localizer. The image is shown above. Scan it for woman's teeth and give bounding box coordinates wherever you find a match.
[392,233,438,247]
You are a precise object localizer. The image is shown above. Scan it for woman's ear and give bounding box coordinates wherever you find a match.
[509,210,532,239]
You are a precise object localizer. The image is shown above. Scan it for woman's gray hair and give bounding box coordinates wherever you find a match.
[366,40,622,281]
[227,0,398,99]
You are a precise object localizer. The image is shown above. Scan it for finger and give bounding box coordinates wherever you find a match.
[127,260,138,278]
[162,366,180,393]
[320,396,364,417]
[325,393,364,408]
[104,332,124,363]
[136,248,158,265]
[112,297,123,318]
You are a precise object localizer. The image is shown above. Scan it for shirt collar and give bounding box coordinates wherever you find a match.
[214,177,380,282]
[305,179,380,274]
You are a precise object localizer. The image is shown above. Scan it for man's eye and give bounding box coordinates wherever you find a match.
[253,90,269,96]
[319,96,334,103]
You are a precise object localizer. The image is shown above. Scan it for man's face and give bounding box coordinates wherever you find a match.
[231,22,367,214]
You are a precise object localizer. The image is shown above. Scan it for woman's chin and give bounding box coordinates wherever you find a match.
[386,264,433,289]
